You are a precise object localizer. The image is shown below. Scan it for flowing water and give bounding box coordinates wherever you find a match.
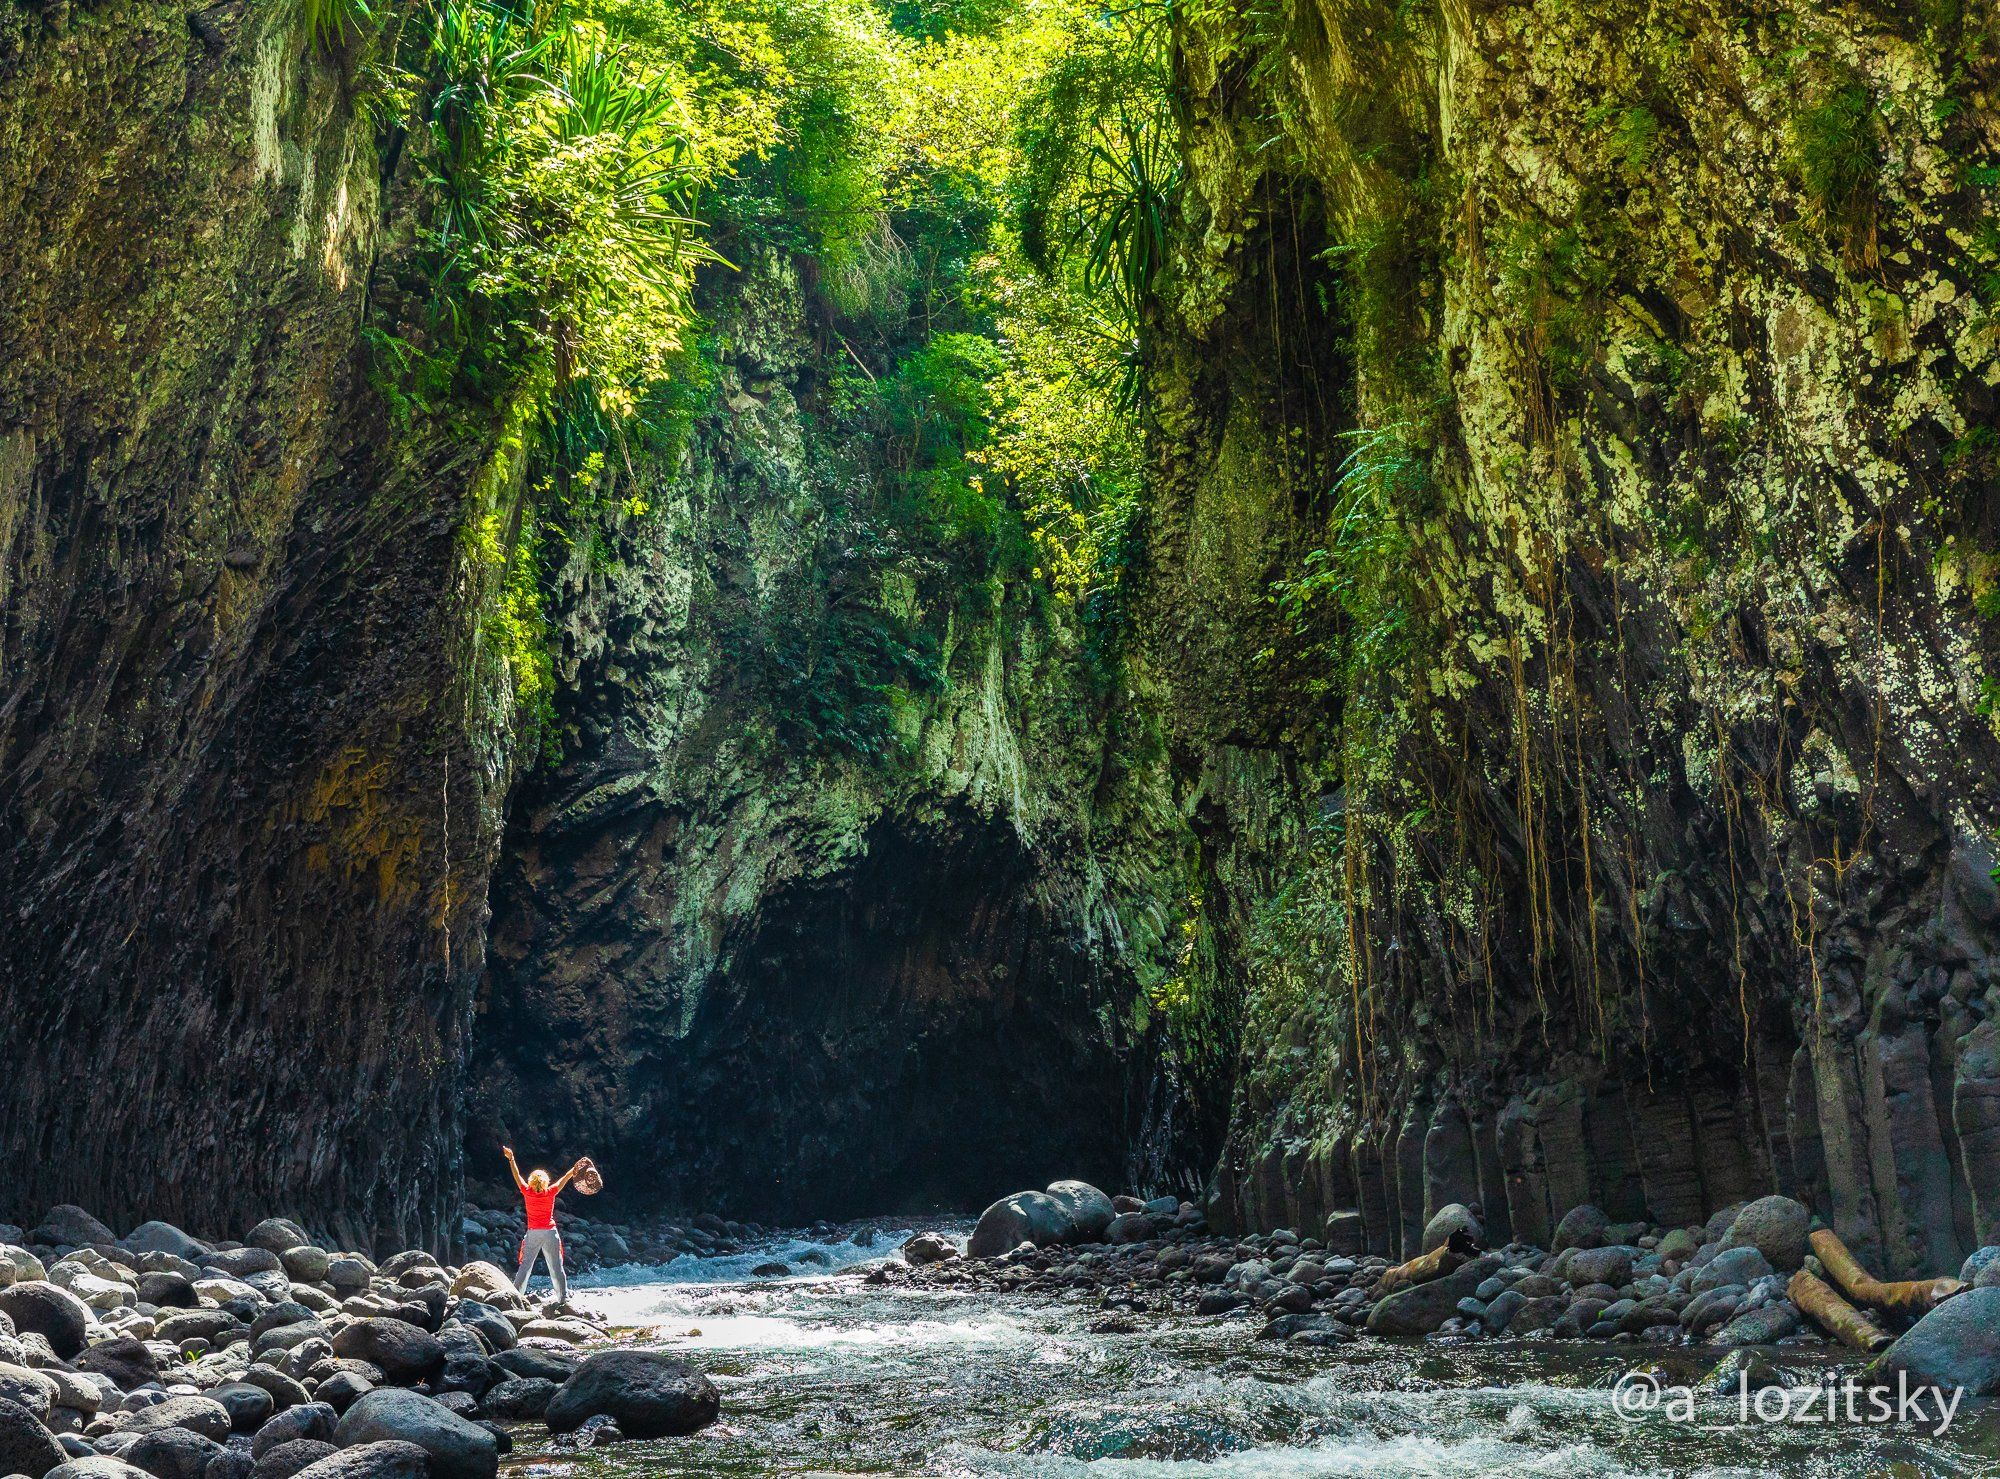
[516,1224,2000,1478]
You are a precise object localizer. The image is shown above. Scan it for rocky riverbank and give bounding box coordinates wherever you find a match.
[883,1182,2000,1395]
[0,1204,721,1479]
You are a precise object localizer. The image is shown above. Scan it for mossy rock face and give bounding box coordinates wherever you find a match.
[1153,1,2000,1278]
[0,2,528,1247]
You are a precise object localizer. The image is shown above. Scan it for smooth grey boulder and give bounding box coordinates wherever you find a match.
[0,1364,56,1420]
[203,1447,252,1479]
[277,1250,328,1286]
[207,1386,273,1435]
[1552,1206,1609,1252]
[0,1395,65,1479]
[200,1252,279,1281]
[328,1326,442,1387]
[1563,1246,1636,1289]
[312,1376,370,1418]
[542,1351,720,1439]
[124,1427,222,1479]
[122,1227,205,1263]
[444,1307,510,1357]
[473,1380,553,1424]
[1960,1247,2000,1284]
[249,1406,334,1460]
[30,1211,116,1250]
[332,1391,494,1479]
[122,1399,232,1443]
[1692,1246,1772,1294]
[1043,1182,1115,1243]
[232,1369,307,1414]
[286,1442,430,1479]
[1719,1196,1811,1273]
[48,1459,154,1479]
[966,1193,1073,1258]
[1421,1203,1483,1255]
[250,1443,336,1479]
[0,1288,88,1361]
[1714,1304,1801,1346]
[1367,1256,1504,1336]
[243,1226,308,1259]
[1880,1287,2000,1396]
[77,1343,163,1399]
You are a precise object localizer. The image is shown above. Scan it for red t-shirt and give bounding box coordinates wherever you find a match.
[522,1185,559,1230]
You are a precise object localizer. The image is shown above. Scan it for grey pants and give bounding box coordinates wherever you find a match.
[515,1228,567,1301]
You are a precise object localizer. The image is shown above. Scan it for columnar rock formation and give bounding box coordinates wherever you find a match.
[1151,0,2000,1277]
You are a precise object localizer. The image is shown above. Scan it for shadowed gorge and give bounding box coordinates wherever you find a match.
[3,0,2000,1317]
[476,807,1136,1220]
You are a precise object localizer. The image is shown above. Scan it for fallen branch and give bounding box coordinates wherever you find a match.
[1789,1268,1893,1352]
[1376,1229,1479,1294]
[1809,1228,1967,1317]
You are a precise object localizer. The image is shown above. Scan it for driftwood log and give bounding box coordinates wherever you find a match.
[1808,1229,1967,1317]
[1788,1268,1894,1352]
[1376,1229,1480,1295]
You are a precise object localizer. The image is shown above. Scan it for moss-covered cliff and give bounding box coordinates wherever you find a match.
[467,252,1201,1219]
[0,0,533,1247]
[1150,0,2000,1278]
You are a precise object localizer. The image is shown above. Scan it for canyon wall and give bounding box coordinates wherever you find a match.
[468,257,1196,1220]
[1152,0,2000,1277]
[0,1,524,1249]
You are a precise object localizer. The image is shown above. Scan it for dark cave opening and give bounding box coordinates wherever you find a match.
[471,806,1143,1224]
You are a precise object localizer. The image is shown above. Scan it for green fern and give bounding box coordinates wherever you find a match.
[303,0,372,54]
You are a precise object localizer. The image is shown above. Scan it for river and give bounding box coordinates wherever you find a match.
[515,1223,2000,1477]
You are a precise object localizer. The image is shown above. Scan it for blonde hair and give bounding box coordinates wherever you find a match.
[527,1169,550,1192]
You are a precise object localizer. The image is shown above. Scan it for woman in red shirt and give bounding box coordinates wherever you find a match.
[504,1145,585,1303]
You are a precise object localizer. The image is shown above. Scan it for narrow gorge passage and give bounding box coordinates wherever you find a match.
[472,805,1143,1221]
[6,0,2000,1474]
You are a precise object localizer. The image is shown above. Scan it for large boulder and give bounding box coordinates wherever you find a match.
[30,1209,116,1249]
[1421,1203,1483,1255]
[76,1339,159,1394]
[122,1399,233,1443]
[208,1385,275,1435]
[543,1351,720,1439]
[1552,1205,1609,1252]
[1880,1287,2000,1396]
[1043,1182,1115,1243]
[473,1380,553,1424]
[201,1250,280,1280]
[442,1268,513,1307]
[1719,1196,1811,1272]
[0,1363,57,1419]
[1562,1246,1637,1289]
[287,1442,431,1479]
[0,1285,89,1359]
[0,1394,65,1479]
[1692,1246,1773,1294]
[966,1193,1073,1258]
[124,1427,224,1479]
[244,1223,309,1257]
[48,1460,155,1479]
[1367,1255,1503,1336]
[123,1224,206,1262]
[250,1443,337,1479]
[332,1391,495,1479]
[898,1233,957,1267]
[446,1307,512,1356]
[329,1324,444,1386]
[249,1405,335,1459]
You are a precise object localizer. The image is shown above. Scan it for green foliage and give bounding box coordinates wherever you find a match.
[1270,422,1424,695]
[1068,101,1181,405]
[1788,82,1883,260]
[304,0,374,53]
